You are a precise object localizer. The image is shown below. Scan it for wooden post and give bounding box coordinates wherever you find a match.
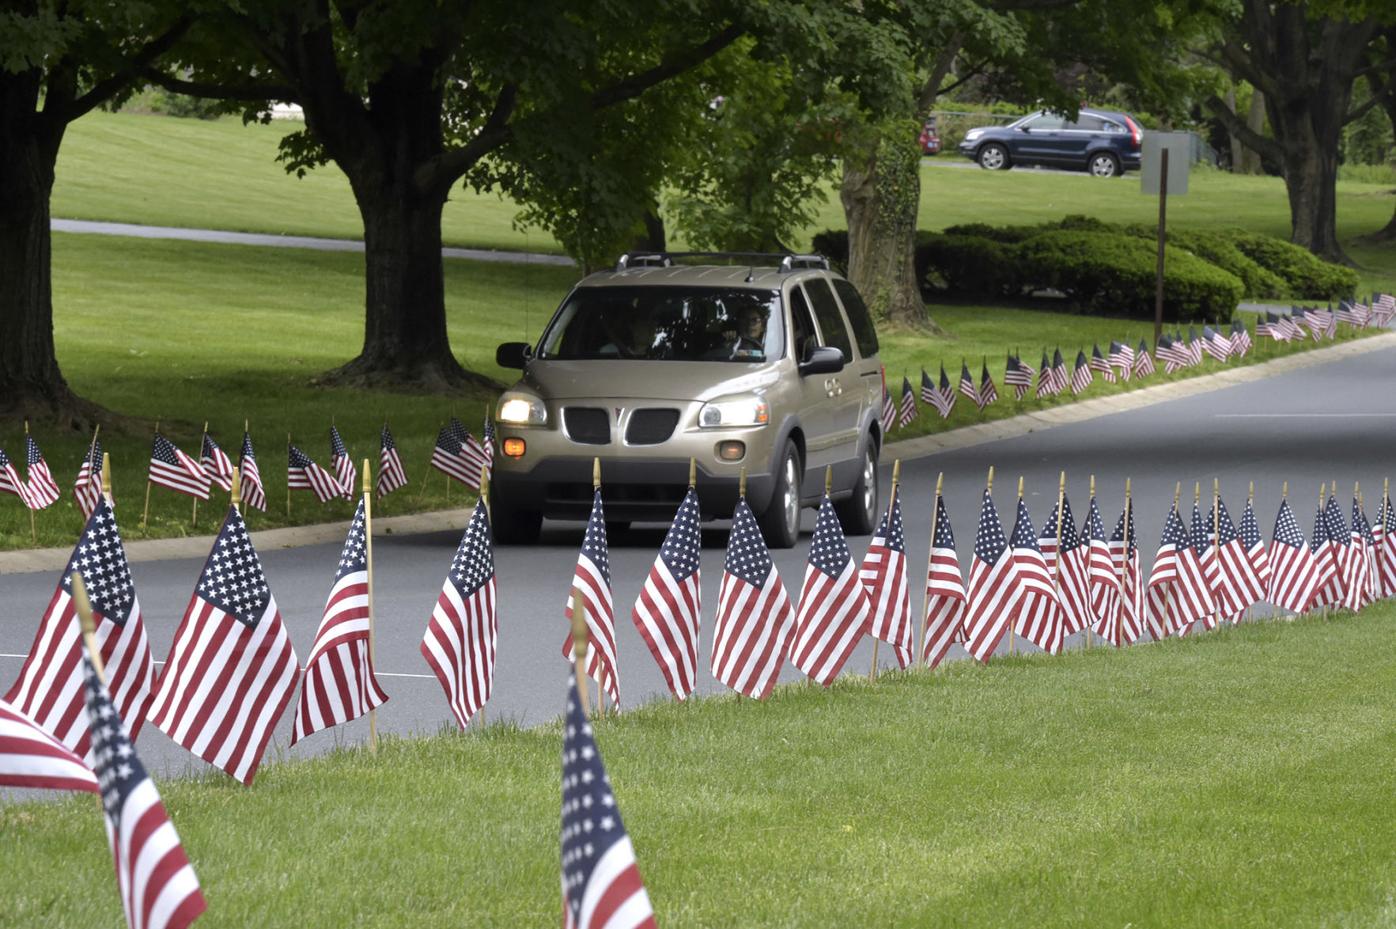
[917,471,945,668]
[362,458,378,752]
[1012,473,1023,656]
[1116,478,1132,645]
[592,457,603,712]
[824,464,833,496]
[141,419,158,532]
[72,571,106,683]
[738,466,747,499]
[570,589,591,717]
[1053,470,1070,651]
[870,459,900,681]
[286,433,293,518]
[1154,145,1169,349]
[101,453,113,506]
[193,421,208,528]
[1212,478,1221,628]
[1084,474,1095,648]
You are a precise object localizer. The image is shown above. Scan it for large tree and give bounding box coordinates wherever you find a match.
[0,2,188,423]
[151,1,746,390]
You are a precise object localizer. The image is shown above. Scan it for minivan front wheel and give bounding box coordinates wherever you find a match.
[1088,152,1121,177]
[834,441,879,536]
[758,440,803,549]
[977,143,1010,171]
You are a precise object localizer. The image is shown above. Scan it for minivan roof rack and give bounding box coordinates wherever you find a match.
[612,251,829,273]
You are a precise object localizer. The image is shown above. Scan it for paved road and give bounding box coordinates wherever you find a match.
[4,344,1395,780]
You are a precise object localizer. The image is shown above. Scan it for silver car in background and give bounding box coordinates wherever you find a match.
[490,253,886,548]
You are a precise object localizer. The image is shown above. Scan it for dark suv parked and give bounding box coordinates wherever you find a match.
[957,108,1143,177]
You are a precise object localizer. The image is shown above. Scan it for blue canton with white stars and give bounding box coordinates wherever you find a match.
[288,444,316,470]
[561,674,627,920]
[151,433,184,466]
[26,435,45,467]
[449,500,494,598]
[933,497,956,550]
[1011,498,1042,552]
[1384,496,1396,534]
[1311,504,1330,553]
[83,439,105,470]
[1160,506,1188,549]
[1111,507,1138,556]
[434,425,459,454]
[975,491,1008,564]
[582,491,611,586]
[660,489,701,583]
[197,508,271,627]
[335,500,368,583]
[875,492,906,554]
[240,432,257,462]
[1085,498,1107,544]
[1273,501,1306,548]
[381,424,397,452]
[1353,500,1376,546]
[1239,501,1265,549]
[447,417,471,446]
[808,497,853,577]
[82,655,147,821]
[330,426,350,459]
[61,499,135,623]
[724,500,772,586]
[1188,502,1211,554]
[1324,496,1350,549]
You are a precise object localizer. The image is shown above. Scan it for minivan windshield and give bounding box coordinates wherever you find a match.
[537,286,784,362]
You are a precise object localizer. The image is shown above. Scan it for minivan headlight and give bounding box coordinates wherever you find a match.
[698,395,769,428]
[498,393,547,426]
[964,129,983,141]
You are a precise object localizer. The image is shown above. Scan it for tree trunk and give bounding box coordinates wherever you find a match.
[841,128,938,330]
[1225,86,1243,171]
[1268,86,1350,263]
[1240,89,1266,174]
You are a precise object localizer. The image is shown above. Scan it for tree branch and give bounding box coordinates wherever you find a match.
[589,24,744,111]
[59,17,193,122]
[416,82,516,195]
[1343,92,1383,126]
[1205,93,1284,163]
[139,67,300,103]
[916,39,964,114]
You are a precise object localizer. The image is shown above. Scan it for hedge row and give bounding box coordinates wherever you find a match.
[812,217,1360,324]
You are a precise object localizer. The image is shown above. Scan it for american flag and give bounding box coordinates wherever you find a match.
[149,433,210,500]
[1238,498,1272,597]
[1370,293,1395,327]
[1377,491,1396,598]
[1145,504,1212,639]
[293,500,388,744]
[1204,496,1267,620]
[1071,350,1094,395]
[82,655,207,929]
[921,494,966,669]
[1350,497,1379,609]
[200,432,234,493]
[1109,341,1135,381]
[1011,497,1063,655]
[377,424,408,496]
[1042,495,1092,637]
[1201,326,1231,362]
[4,499,154,761]
[1134,339,1155,377]
[928,365,955,418]
[1277,312,1303,341]
[1229,320,1252,357]
[710,499,795,699]
[1184,501,1221,632]
[1156,335,1190,373]
[860,489,912,669]
[148,506,301,784]
[791,495,872,685]
[422,498,497,728]
[1090,344,1116,383]
[977,362,998,409]
[880,385,896,432]
[458,421,491,491]
[1255,315,1275,342]
[560,671,656,929]
[238,431,267,512]
[1050,349,1069,394]
[962,490,1021,663]
[1308,496,1342,610]
[0,698,99,793]
[431,424,473,484]
[1035,351,1054,399]
[631,489,702,700]
[289,443,345,503]
[1335,299,1370,327]
[0,447,31,506]
[1296,307,1324,341]
[329,426,356,500]
[898,375,918,427]
[1186,327,1204,365]
[1003,354,1030,400]
[74,437,104,519]
[562,491,621,706]
[1326,494,1364,612]
[919,368,937,405]
[958,361,979,407]
[1083,496,1119,643]
[1109,504,1144,645]
[24,435,61,509]
[1267,499,1319,614]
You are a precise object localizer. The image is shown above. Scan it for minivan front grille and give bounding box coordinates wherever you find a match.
[625,408,680,445]
[563,407,610,445]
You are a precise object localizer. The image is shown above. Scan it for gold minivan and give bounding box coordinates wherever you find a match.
[491,253,885,547]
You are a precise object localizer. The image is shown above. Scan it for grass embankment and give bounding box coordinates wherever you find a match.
[8,603,1396,927]
[2,233,1375,552]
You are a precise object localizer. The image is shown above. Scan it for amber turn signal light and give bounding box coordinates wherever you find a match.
[503,437,526,458]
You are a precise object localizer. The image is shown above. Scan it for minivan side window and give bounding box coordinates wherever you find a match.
[789,284,818,363]
[832,279,878,358]
[803,278,854,361]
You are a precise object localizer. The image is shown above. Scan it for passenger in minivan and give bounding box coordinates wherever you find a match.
[708,305,767,359]
[599,312,658,358]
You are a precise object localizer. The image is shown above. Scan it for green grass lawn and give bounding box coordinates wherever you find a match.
[8,604,1396,927]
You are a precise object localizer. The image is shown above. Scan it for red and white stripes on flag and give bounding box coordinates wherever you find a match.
[1326,496,1365,613]
[238,431,267,512]
[631,489,702,700]
[74,437,104,519]
[81,655,207,929]
[288,444,346,503]
[1090,344,1116,383]
[1377,491,1396,598]
[1308,497,1343,610]
[329,426,357,500]
[376,424,408,496]
[0,698,99,793]
[1042,496,1093,637]
[1107,506,1144,646]
[1071,350,1094,395]
[421,499,497,729]
[1083,496,1120,643]
[920,495,966,668]
[4,499,154,761]
[962,489,1022,663]
[293,500,388,744]
[149,433,210,500]
[898,376,918,427]
[860,489,912,669]
[1238,498,1273,604]
[1203,496,1267,620]
[1350,497,1379,609]
[791,496,872,685]
[1145,504,1213,639]
[561,491,621,706]
[1010,497,1064,655]
[1267,499,1320,614]
[148,506,301,785]
[200,432,234,493]
[1133,340,1155,378]
[23,435,61,509]
[710,499,796,699]
[0,447,32,506]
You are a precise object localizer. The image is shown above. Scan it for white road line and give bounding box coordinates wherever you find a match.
[1214,413,1396,418]
[0,653,434,679]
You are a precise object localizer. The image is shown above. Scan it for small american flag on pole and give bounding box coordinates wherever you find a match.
[962,488,1021,663]
[1011,497,1063,655]
[0,698,99,793]
[1267,499,1318,614]
[1108,341,1134,380]
[82,653,207,929]
[329,426,356,500]
[1308,496,1342,610]
[1071,350,1094,395]
[1201,326,1231,362]
[74,436,104,519]
[24,435,61,509]
[924,365,955,418]
[288,443,345,503]
[898,376,918,427]
[920,494,966,669]
[1035,351,1055,399]
[1326,495,1364,613]
[631,488,702,700]
[1049,349,1069,395]
[1230,320,1252,357]
[1376,489,1396,599]
[238,431,267,512]
[4,499,154,760]
[958,361,979,407]
[458,423,491,491]
[1238,497,1272,600]
[292,500,388,744]
[562,491,621,707]
[377,424,408,496]
[880,385,895,432]
[431,424,473,484]
[148,506,301,784]
[710,498,795,699]
[1350,497,1378,609]
[1090,344,1116,382]
[1084,496,1118,641]
[0,447,31,506]
[1042,496,1092,637]
[149,433,210,500]
[421,499,497,729]
[791,494,872,686]
[977,361,998,409]
[1004,354,1032,400]
[560,671,656,929]
[1106,503,1144,646]
[1204,495,1267,620]
[860,488,912,669]
[200,431,234,492]
[1133,339,1155,377]
[1145,503,1213,639]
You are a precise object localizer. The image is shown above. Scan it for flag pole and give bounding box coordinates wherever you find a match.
[242,419,250,527]
[736,465,747,704]
[72,571,106,684]
[477,468,490,727]
[361,458,378,753]
[1117,478,1132,646]
[101,452,113,506]
[1246,480,1256,622]
[193,421,208,529]
[141,419,157,532]
[1083,474,1094,648]
[1319,482,1328,620]
[918,470,944,668]
[593,456,604,714]
[286,433,293,518]
[870,459,900,682]
[1012,473,1023,656]
[570,589,591,717]
[1053,470,1067,652]
[1212,478,1221,628]
[85,424,101,508]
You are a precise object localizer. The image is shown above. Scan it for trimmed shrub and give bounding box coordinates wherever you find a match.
[1225,230,1360,298]
[1129,226,1288,298]
[918,234,1016,296]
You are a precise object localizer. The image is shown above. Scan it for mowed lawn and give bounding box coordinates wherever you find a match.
[7,605,1396,927]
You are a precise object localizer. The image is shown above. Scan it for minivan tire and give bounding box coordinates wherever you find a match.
[759,440,803,549]
[978,143,1011,171]
[492,494,543,545]
[833,441,879,536]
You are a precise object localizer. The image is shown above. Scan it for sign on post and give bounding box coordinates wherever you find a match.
[1140,132,1191,196]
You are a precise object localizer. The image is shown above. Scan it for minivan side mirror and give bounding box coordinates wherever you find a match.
[496,342,531,369]
[798,346,845,376]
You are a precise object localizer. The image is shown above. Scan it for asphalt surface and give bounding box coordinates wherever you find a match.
[4,343,1395,781]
